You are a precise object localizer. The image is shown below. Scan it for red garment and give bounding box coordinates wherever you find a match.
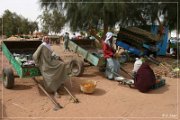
[134,63,156,93]
[102,41,114,59]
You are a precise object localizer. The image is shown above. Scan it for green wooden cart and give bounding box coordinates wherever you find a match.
[1,40,42,89]
[67,39,106,71]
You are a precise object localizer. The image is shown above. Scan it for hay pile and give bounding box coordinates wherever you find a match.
[7,36,23,41]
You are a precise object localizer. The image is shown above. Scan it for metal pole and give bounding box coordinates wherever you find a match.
[120,67,134,78]
[64,86,79,103]
[32,77,63,111]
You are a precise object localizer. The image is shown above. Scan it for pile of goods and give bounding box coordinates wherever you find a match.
[13,53,35,66]
[7,36,23,41]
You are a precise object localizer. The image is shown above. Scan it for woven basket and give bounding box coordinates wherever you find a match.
[80,80,97,94]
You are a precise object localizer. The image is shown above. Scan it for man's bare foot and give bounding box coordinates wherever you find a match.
[54,92,60,98]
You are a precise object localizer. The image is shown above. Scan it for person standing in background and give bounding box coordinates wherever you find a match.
[64,32,70,52]
[72,33,76,40]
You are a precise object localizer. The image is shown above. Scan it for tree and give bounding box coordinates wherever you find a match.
[2,10,14,37]
[29,22,39,34]
[39,0,179,40]
[38,9,65,34]
[2,10,39,37]
[39,0,129,40]
[130,0,179,32]
[51,9,65,34]
[0,17,2,36]
[38,9,52,34]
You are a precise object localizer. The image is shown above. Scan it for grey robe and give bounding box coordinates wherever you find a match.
[33,44,68,93]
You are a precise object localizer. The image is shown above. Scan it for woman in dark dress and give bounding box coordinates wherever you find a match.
[134,62,156,93]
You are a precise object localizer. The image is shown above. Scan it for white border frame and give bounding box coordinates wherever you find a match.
[1,1,179,119]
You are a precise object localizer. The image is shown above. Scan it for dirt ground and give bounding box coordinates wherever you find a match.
[0,43,179,120]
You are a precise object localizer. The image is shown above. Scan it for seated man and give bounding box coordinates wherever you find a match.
[33,36,68,96]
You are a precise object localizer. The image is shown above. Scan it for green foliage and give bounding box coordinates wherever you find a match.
[51,10,66,33]
[38,9,65,34]
[39,0,179,34]
[97,30,104,38]
[1,10,38,37]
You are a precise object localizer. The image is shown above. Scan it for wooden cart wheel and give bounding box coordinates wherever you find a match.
[69,59,84,77]
[2,68,14,89]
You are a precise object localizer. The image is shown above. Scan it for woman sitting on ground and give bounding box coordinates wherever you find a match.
[134,62,156,93]
[134,61,165,93]
[102,32,120,80]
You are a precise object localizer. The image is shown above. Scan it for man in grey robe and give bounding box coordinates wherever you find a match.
[33,36,68,95]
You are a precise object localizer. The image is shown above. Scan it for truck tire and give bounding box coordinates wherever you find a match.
[2,68,14,89]
[69,59,84,77]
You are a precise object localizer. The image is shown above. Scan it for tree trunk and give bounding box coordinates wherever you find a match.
[102,24,108,40]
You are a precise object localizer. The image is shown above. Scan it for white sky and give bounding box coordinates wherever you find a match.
[0,0,41,21]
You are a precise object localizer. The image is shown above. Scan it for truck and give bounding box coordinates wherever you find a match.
[116,26,169,62]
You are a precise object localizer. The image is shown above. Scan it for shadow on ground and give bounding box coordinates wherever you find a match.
[12,84,33,90]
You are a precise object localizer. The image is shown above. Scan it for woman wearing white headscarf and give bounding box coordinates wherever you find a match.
[102,32,120,80]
